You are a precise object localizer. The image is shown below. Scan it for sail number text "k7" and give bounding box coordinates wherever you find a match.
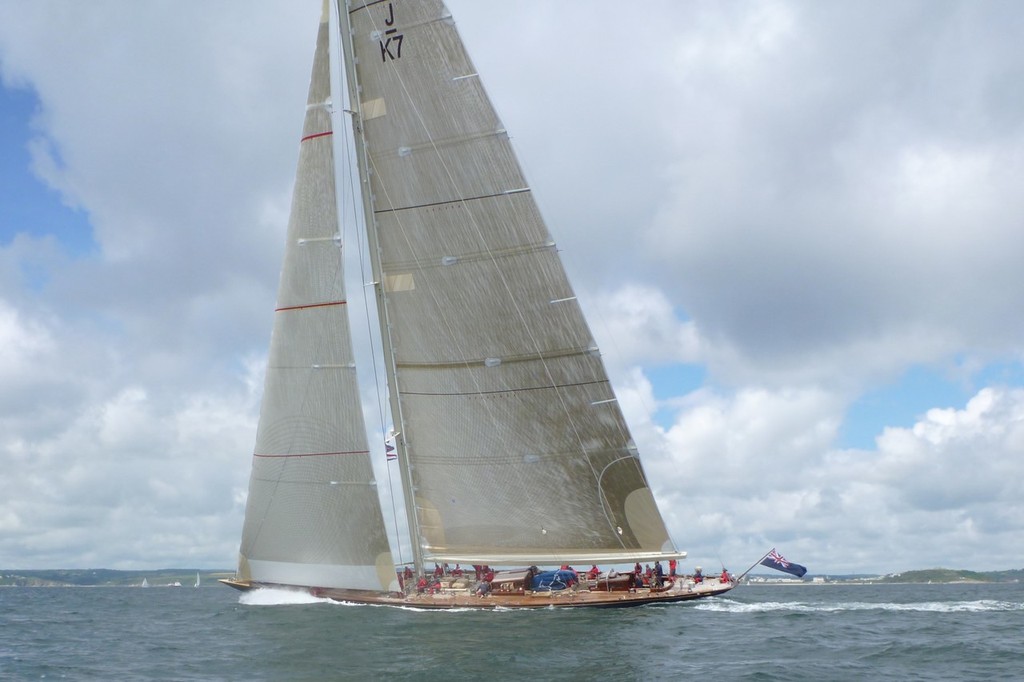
[380,2,404,61]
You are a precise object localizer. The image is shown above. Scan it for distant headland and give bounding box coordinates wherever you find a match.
[747,567,1023,584]
[0,569,233,587]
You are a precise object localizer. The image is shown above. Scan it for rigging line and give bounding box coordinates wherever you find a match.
[331,0,406,568]
[361,6,630,549]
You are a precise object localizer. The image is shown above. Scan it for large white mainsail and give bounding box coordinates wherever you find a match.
[236,3,395,592]
[342,0,679,568]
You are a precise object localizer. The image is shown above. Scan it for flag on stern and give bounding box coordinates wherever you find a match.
[760,549,807,577]
[385,440,397,461]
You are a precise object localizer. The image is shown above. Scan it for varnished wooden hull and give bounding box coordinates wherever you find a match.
[219,577,734,609]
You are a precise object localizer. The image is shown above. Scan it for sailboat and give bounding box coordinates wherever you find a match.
[194,572,201,588]
[220,0,733,608]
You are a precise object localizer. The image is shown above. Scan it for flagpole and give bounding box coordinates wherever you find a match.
[733,548,775,584]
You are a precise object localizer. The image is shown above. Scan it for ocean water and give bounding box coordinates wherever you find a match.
[1,581,1021,680]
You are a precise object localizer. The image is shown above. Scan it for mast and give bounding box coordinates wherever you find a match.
[334,0,424,576]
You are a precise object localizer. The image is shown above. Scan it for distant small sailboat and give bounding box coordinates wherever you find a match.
[194,572,201,588]
[141,578,149,588]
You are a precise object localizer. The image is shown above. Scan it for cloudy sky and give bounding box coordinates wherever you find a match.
[1,0,1022,575]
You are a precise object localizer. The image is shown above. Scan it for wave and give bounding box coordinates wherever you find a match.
[238,589,490,613]
[696,598,1024,613]
[238,587,332,606]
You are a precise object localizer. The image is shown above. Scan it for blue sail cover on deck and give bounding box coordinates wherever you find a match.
[530,570,578,591]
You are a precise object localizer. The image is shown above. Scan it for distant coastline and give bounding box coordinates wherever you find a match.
[748,567,1022,585]
[0,569,233,587]
[2,567,1021,587]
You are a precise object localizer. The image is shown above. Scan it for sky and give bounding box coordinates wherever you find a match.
[0,0,1022,576]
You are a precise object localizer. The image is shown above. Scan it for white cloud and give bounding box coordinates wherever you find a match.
[0,297,54,374]
[582,283,701,368]
[639,382,1024,573]
[640,1,1024,388]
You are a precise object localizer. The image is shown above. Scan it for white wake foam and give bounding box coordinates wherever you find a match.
[695,598,1023,613]
[238,587,331,606]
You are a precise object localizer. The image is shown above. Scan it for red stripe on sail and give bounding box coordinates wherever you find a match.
[301,130,333,142]
[276,300,347,312]
[254,450,370,458]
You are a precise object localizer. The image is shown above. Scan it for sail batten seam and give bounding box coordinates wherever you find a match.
[300,130,334,142]
[370,128,507,162]
[373,188,531,214]
[382,241,553,272]
[402,379,610,397]
[276,300,347,312]
[254,450,371,459]
[397,346,602,371]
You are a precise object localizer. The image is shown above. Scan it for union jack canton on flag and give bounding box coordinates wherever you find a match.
[760,549,808,577]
